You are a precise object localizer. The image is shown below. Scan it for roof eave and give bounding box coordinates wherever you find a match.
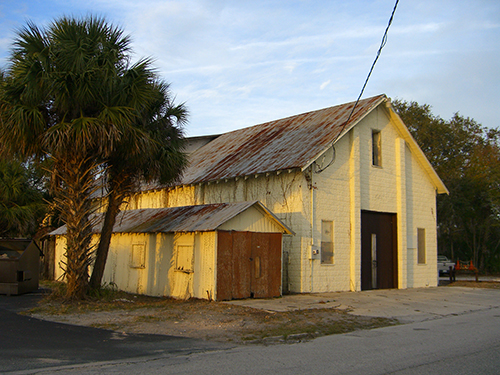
[383,101,449,195]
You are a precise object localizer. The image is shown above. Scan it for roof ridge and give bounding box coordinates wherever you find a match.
[206,94,387,138]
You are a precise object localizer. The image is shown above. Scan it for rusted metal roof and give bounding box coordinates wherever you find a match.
[179,95,387,185]
[50,201,294,235]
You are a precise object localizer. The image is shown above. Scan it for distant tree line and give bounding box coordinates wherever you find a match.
[393,100,500,273]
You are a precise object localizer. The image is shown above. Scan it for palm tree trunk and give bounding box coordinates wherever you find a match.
[89,190,122,289]
[54,157,97,300]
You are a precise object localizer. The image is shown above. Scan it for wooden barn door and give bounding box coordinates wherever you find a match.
[251,232,282,298]
[361,211,398,290]
[216,231,282,300]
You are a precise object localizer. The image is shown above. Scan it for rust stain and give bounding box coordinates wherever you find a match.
[180,95,386,185]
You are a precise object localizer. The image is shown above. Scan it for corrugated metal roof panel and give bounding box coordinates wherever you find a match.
[50,201,293,235]
[180,95,386,185]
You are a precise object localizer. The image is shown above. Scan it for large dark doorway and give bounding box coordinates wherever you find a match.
[216,231,282,300]
[361,211,398,290]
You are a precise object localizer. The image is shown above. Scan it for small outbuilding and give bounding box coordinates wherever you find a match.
[51,201,293,300]
[0,239,40,295]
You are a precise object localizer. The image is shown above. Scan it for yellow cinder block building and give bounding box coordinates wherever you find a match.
[53,94,448,299]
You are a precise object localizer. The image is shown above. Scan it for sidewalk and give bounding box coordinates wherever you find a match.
[226,286,500,323]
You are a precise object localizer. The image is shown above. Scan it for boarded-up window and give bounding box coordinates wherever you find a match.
[175,244,194,273]
[130,243,145,268]
[417,228,426,264]
[372,130,382,166]
[321,220,334,264]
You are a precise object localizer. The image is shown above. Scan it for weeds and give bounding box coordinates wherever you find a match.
[34,280,176,314]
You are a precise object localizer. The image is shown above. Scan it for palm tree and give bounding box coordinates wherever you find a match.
[0,16,162,299]
[89,81,188,289]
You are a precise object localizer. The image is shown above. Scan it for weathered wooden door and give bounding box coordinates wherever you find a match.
[361,211,397,290]
[216,231,282,300]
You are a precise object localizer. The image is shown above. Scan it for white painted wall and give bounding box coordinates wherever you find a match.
[404,145,439,288]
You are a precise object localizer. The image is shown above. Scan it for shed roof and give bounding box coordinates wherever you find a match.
[180,95,386,185]
[50,201,294,235]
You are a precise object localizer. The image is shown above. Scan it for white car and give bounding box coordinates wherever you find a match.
[438,255,455,276]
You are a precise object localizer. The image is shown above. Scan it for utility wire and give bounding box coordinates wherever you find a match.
[315,0,400,173]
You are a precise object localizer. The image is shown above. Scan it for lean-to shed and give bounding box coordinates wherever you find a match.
[51,201,293,300]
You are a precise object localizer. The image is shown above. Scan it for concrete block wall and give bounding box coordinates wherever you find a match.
[124,186,197,210]
[405,145,439,288]
[303,133,353,293]
[307,105,440,292]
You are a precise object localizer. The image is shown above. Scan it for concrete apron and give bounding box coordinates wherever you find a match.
[225,286,500,323]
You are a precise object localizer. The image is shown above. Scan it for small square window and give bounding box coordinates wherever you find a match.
[130,243,145,268]
[372,130,382,166]
[175,244,194,273]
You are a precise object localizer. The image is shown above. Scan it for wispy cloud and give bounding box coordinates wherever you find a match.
[320,80,331,90]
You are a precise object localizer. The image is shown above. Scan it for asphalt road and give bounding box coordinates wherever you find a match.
[1,286,499,374]
[0,290,231,373]
[23,304,500,375]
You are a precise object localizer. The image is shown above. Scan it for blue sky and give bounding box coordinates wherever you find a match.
[0,0,498,136]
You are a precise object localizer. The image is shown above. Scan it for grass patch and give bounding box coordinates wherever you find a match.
[133,315,164,323]
[447,280,500,289]
[241,309,397,342]
[90,322,122,330]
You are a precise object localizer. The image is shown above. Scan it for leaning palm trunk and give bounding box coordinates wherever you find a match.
[52,156,99,300]
[89,178,130,289]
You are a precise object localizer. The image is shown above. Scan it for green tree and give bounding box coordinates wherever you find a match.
[89,81,187,289]
[0,158,46,238]
[0,16,176,299]
[393,100,500,272]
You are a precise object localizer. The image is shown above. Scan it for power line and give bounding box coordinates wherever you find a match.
[315,0,400,173]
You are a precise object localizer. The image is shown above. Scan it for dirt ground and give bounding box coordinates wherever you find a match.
[26,280,498,345]
[27,286,395,344]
